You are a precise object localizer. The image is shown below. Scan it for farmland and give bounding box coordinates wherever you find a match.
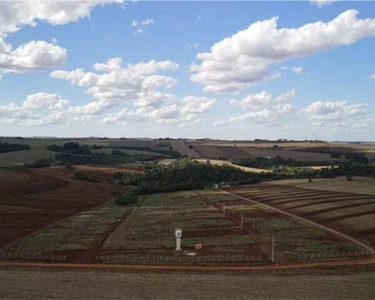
[0,166,122,249]
[1,268,375,300]
[102,191,259,257]
[9,204,129,255]
[225,180,375,247]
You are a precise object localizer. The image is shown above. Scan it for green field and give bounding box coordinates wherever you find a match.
[203,191,361,258]
[103,191,256,251]
[9,205,129,254]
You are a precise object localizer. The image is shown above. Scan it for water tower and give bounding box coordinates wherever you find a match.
[175,228,182,251]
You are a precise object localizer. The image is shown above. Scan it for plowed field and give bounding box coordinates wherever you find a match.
[0,167,122,249]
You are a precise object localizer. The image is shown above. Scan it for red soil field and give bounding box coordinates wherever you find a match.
[0,167,123,249]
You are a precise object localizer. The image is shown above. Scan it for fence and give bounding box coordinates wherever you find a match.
[295,249,373,261]
[0,253,66,261]
[99,254,264,264]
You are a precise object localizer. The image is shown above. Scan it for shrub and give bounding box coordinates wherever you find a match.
[65,162,73,169]
[26,159,51,168]
[115,188,139,206]
[74,170,99,183]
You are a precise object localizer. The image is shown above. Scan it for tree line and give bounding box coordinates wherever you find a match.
[0,142,30,153]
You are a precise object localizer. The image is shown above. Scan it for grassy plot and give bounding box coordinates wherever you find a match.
[203,191,361,257]
[253,217,359,256]
[9,205,129,254]
[102,191,255,251]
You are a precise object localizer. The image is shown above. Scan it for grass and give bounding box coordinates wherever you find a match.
[9,204,129,254]
[0,149,55,167]
[253,217,360,256]
[204,191,362,257]
[103,191,255,251]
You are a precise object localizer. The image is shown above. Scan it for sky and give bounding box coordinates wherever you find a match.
[0,0,375,141]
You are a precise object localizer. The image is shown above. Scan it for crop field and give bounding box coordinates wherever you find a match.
[9,204,129,255]
[226,182,375,247]
[268,176,375,195]
[2,269,375,300]
[203,191,359,259]
[0,167,122,249]
[102,191,259,256]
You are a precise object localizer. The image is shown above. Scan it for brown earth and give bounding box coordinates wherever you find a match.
[0,167,122,249]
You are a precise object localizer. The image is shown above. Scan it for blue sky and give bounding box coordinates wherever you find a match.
[0,0,375,140]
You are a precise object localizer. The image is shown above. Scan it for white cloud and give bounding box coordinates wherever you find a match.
[0,92,72,125]
[0,1,123,75]
[102,96,216,126]
[188,43,200,49]
[304,100,367,121]
[94,57,122,72]
[0,1,124,35]
[0,39,67,73]
[190,10,375,93]
[310,0,336,7]
[369,73,375,80]
[230,91,272,110]
[50,58,179,111]
[275,89,296,102]
[131,18,154,34]
[291,67,303,74]
[217,89,296,126]
[23,92,69,111]
[44,58,216,127]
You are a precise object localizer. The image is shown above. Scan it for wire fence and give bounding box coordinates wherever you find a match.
[0,253,66,261]
[294,249,373,261]
[99,254,264,264]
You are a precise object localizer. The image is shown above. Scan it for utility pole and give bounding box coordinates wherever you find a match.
[271,236,275,264]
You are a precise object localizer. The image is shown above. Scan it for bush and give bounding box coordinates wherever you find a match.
[65,162,73,169]
[25,159,51,168]
[115,188,139,206]
[74,171,99,183]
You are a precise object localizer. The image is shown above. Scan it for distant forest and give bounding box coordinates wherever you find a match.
[0,142,30,153]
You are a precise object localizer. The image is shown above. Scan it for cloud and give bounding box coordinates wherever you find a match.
[131,18,154,34]
[310,0,336,7]
[230,91,272,110]
[304,100,367,121]
[23,92,69,111]
[102,96,216,126]
[369,73,375,80]
[0,1,124,75]
[190,10,375,93]
[50,58,179,112]
[0,40,67,73]
[0,92,71,125]
[188,43,200,49]
[291,67,303,74]
[217,89,296,126]
[0,1,124,35]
